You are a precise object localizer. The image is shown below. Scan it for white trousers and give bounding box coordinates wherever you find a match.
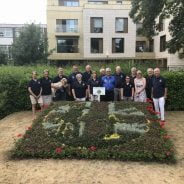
[153,97,165,121]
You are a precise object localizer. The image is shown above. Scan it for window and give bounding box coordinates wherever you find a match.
[57,37,79,53]
[88,0,108,4]
[116,1,122,4]
[149,39,154,52]
[90,17,103,33]
[91,38,103,53]
[136,23,143,35]
[56,19,78,32]
[158,16,165,32]
[136,41,146,52]
[160,35,166,52]
[0,28,13,38]
[0,45,12,59]
[112,38,124,53]
[59,0,79,6]
[14,28,22,37]
[115,18,128,33]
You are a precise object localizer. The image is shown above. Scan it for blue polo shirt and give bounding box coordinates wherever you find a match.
[101,75,115,91]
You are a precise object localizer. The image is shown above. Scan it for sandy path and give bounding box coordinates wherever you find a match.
[0,111,184,184]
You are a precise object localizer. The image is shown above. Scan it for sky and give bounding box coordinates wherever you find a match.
[0,0,47,24]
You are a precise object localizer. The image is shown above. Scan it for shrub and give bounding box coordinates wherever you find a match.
[11,101,175,163]
[162,71,184,111]
[0,66,183,119]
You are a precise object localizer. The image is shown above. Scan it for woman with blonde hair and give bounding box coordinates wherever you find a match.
[134,70,147,102]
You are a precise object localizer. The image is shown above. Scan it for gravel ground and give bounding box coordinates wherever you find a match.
[0,111,184,184]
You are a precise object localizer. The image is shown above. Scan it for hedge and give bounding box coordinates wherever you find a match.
[0,66,184,119]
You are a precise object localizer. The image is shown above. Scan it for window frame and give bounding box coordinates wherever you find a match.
[115,17,128,33]
[90,38,103,54]
[58,0,79,6]
[112,38,124,53]
[56,19,78,33]
[90,17,103,33]
[160,35,166,52]
[56,36,79,53]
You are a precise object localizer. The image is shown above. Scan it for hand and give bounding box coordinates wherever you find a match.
[121,97,124,100]
[164,95,167,99]
[131,96,134,101]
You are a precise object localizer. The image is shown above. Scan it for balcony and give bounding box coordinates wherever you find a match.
[136,52,155,59]
[56,25,78,33]
[55,26,79,36]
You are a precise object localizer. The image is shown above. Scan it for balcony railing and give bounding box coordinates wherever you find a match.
[136,47,154,53]
[56,26,78,33]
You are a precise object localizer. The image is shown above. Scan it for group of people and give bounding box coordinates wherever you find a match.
[28,65,167,122]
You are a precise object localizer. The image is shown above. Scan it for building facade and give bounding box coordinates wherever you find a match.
[46,0,184,69]
[0,24,47,59]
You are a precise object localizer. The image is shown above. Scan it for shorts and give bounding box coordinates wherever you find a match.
[30,95,43,105]
[42,95,52,105]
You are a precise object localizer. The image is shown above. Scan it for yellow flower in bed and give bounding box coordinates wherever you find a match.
[108,114,120,123]
[104,133,121,140]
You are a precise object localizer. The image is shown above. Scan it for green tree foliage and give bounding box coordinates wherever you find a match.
[12,23,50,65]
[130,0,184,58]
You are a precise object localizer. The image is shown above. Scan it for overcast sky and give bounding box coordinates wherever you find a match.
[0,0,47,24]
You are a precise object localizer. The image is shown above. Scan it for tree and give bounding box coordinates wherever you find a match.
[12,23,50,65]
[130,0,184,58]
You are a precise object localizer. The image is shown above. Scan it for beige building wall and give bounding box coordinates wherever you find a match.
[154,18,184,69]
[83,8,136,59]
[47,0,184,69]
[47,0,136,61]
[47,0,84,60]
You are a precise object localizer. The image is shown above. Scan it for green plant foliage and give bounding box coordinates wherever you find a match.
[163,71,184,110]
[11,102,175,163]
[130,0,184,57]
[0,66,183,119]
[11,23,51,65]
